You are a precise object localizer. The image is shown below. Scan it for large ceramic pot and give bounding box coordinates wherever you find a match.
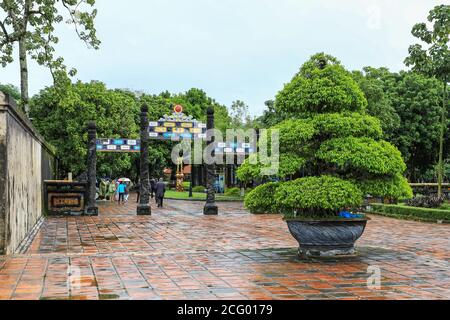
[285,218,369,258]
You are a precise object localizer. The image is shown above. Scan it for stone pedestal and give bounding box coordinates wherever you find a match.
[203,202,218,215]
[137,204,151,215]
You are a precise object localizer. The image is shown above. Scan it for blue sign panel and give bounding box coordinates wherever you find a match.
[96,139,141,153]
[214,142,255,155]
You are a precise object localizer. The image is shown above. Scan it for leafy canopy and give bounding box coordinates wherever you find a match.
[0,82,20,101]
[0,0,100,78]
[404,4,449,196]
[404,4,450,83]
[29,81,139,178]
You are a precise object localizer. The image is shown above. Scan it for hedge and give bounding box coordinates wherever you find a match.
[192,186,206,193]
[368,204,450,222]
[244,182,280,214]
[275,176,363,218]
[224,187,241,197]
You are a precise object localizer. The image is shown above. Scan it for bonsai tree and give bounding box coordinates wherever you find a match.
[238,53,413,217]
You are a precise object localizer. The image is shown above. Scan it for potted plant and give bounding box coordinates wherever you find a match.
[238,53,413,257]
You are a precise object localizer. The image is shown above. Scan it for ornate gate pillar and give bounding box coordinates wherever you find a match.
[203,107,218,215]
[86,121,98,216]
[137,104,151,215]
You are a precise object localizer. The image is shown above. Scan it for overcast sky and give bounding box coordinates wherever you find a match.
[0,0,446,115]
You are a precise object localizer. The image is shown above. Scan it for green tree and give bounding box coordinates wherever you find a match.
[141,88,231,132]
[229,99,255,129]
[238,54,412,216]
[385,71,445,181]
[0,0,100,112]
[29,81,139,178]
[256,99,293,128]
[352,67,400,139]
[405,4,450,196]
[352,67,447,182]
[0,82,20,101]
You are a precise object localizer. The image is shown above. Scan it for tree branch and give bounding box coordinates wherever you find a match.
[0,19,10,42]
[28,9,44,16]
[61,0,90,47]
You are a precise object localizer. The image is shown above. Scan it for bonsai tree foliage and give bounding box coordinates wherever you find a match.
[238,53,413,217]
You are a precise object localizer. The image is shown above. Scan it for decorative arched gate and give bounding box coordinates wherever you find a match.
[86,104,218,216]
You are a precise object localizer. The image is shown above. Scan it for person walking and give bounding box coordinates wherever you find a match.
[115,180,120,201]
[136,180,141,203]
[108,180,116,202]
[155,178,166,208]
[124,182,130,203]
[117,181,126,205]
[150,178,156,199]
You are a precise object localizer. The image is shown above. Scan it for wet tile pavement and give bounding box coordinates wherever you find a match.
[0,194,449,300]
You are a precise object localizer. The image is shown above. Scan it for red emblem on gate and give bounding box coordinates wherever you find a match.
[174,105,183,113]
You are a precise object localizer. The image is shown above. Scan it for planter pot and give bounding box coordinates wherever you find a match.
[285,218,369,258]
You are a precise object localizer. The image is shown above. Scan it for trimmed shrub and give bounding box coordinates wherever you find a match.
[312,112,383,139]
[244,182,280,214]
[192,186,206,193]
[369,204,450,222]
[224,187,241,197]
[275,176,363,218]
[317,137,406,175]
[355,173,413,200]
[236,153,306,181]
[236,157,260,183]
[274,119,317,153]
[406,195,445,208]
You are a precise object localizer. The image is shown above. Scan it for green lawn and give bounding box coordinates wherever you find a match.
[165,190,243,201]
[440,202,450,211]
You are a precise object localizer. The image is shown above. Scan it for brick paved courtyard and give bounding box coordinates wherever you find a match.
[0,194,449,300]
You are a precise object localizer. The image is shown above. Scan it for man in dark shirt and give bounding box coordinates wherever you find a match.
[155,178,166,208]
[150,178,156,199]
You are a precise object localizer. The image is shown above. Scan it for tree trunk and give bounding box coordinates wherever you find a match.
[19,38,29,114]
[437,81,447,197]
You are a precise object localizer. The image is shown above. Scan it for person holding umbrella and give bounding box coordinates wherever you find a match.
[117,178,131,205]
[117,181,126,204]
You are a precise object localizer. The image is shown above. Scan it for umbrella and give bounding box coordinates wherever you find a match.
[118,178,131,182]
